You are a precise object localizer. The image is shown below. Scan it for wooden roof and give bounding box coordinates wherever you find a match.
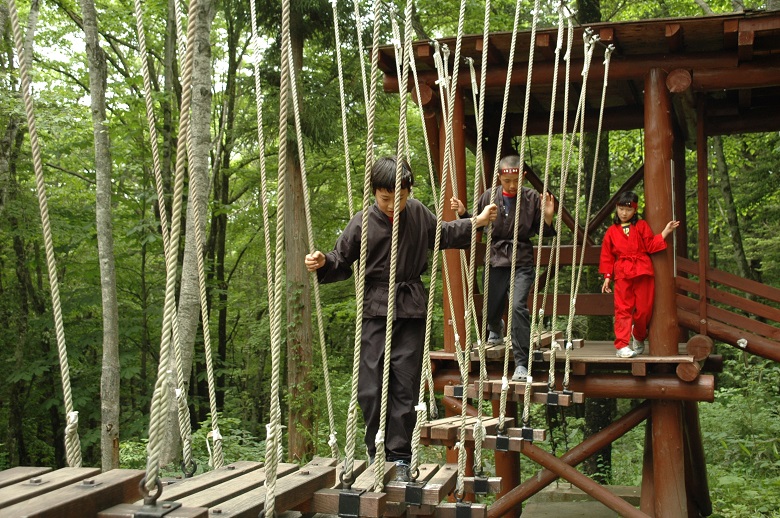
[379,11,780,144]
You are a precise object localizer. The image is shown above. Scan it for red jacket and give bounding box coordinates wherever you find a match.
[599,220,667,280]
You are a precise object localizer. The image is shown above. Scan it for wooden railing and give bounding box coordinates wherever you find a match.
[676,256,780,362]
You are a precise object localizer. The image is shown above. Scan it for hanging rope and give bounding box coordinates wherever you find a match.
[131,0,196,476]
[563,43,614,391]
[496,0,542,433]
[341,0,382,489]
[263,0,293,512]
[6,0,82,468]
[143,0,200,494]
[286,37,340,461]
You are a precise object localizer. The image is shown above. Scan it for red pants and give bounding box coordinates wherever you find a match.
[613,275,654,348]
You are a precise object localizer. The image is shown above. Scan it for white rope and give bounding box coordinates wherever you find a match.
[6,0,82,469]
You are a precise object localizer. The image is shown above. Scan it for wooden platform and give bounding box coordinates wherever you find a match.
[0,461,469,518]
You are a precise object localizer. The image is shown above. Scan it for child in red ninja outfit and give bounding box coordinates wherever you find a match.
[599,191,679,358]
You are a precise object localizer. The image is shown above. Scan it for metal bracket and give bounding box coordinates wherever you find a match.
[533,350,545,363]
[405,481,425,506]
[546,391,559,406]
[452,385,464,398]
[456,501,473,518]
[134,501,182,518]
[521,426,535,442]
[338,488,366,518]
[495,433,509,451]
[473,475,489,495]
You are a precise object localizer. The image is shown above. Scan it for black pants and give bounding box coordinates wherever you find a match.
[485,265,533,367]
[358,317,424,463]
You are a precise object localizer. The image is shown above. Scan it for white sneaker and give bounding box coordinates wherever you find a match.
[512,365,528,381]
[631,335,646,355]
[616,346,637,358]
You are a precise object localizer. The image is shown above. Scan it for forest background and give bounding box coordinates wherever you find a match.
[1,0,779,516]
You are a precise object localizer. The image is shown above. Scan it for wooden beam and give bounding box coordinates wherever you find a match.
[665,23,683,53]
[738,30,754,61]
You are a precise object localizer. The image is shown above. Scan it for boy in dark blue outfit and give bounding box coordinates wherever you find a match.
[306,156,496,478]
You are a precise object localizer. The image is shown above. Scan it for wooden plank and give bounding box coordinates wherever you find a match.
[177,463,298,508]
[0,469,143,518]
[309,488,385,517]
[140,461,262,502]
[352,462,397,491]
[98,503,208,518]
[333,459,367,489]
[383,463,442,504]
[0,467,101,509]
[433,502,488,517]
[0,467,53,490]
[677,256,780,304]
[206,464,336,518]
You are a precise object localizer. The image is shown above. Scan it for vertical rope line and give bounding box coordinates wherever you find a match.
[564,44,613,390]
[527,0,565,394]
[342,0,381,487]
[144,0,199,492]
[265,0,292,511]
[332,0,356,219]
[7,0,82,468]
[287,38,339,460]
[499,0,541,430]
[132,0,194,473]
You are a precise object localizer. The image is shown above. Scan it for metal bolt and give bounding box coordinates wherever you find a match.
[162,503,172,509]
[30,477,42,483]
[212,509,222,514]
[300,470,309,475]
[227,465,236,470]
[83,479,95,485]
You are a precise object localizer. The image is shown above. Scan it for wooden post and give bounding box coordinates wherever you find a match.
[491,400,520,518]
[644,67,688,517]
[696,98,710,336]
[441,84,469,353]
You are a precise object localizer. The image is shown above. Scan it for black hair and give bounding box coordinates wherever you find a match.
[613,191,640,225]
[371,156,414,194]
[499,155,522,170]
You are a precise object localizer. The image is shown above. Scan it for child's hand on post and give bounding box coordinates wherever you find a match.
[450,196,466,216]
[602,277,612,294]
[474,203,498,228]
[305,251,326,272]
[661,220,680,239]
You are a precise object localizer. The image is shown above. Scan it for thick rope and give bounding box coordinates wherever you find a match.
[342,0,381,488]
[287,39,339,460]
[563,44,614,390]
[7,0,82,468]
[545,32,596,395]
[131,0,195,474]
[264,0,293,512]
[497,0,541,432]
[144,0,199,492]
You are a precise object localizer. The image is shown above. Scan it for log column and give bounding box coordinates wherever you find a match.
[441,84,469,354]
[644,67,688,517]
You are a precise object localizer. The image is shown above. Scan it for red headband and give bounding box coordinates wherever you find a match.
[618,201,638,209]
[500,167,521,175]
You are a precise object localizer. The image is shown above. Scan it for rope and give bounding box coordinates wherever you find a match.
[286,37,339,460]
[563,43,614,390]
[144,0,199,492]
[131,0,196,476]
[264,0,293,511]
[342,0,381,488]
[545,31,597,396]
[7,0,82,468]
[497,0,541,432]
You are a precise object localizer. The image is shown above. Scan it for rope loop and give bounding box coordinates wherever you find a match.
[139,475,164,506]
[181,459,198,478]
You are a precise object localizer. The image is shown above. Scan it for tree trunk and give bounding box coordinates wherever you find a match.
[78,0,120,472]
[285,14,314,463]
[711,136,753,281]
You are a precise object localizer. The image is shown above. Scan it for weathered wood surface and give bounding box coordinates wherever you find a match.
[0,469,143,518]
[0,467,53,490]
[0,467,101,509]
